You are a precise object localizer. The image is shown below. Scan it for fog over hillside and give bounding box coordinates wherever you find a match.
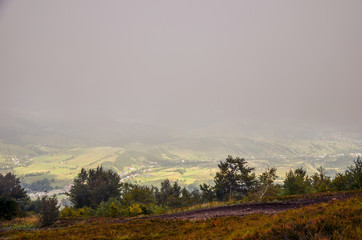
[1,3,362,229]
[1,0,362,145]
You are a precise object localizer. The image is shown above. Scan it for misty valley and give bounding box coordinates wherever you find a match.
[1,0,362,238]
[0,115,361,206]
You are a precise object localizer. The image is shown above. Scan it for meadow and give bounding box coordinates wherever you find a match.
[1,194,361,239]
[8,146,219,190]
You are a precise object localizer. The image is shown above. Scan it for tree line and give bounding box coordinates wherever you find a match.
[0,172,59,226]
[63,155,362,217]
[1,155,361,223]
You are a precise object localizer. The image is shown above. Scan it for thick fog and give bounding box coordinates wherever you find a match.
[0,0,362,131]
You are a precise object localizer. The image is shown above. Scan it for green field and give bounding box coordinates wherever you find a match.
[7,146,219,189]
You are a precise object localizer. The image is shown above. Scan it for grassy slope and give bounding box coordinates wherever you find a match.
[2,194,361,239]
[8,146,218,188]
[14,147,124,187]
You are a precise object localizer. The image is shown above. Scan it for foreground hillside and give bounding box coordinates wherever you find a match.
[1,192,361,239]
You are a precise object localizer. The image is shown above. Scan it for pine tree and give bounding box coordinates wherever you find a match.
[68,166,121,208]
[214,156,256,201]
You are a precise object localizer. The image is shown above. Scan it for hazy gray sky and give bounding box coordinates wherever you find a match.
[0,0,361,129]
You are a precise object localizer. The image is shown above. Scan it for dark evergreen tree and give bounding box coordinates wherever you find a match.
[199,183,216,202]
[214,156,256,201]
[0,197,18,220]
[332,156,362,190]
[283,168,312,195]
[156,179,172,207]
[331,172,348,191]
[122,185,156,207]
[24,197,42,214]
[39,195,59,227]
[119,182,136,198]
[68,166,121,208]
[67,168,91,208]
[180,187,202,207]
[156,179,183,208]
[346,156,362,189]
[0,172,28,219]
[311,166,331,192]
[0,172,28,200]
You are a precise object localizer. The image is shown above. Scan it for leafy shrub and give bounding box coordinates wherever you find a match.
[95,197,122,217]
[108,202,120,218]
[78,206,95,217]
[60,206,75,218]
[129,204,142,216]
[139,203,153,214]
[148,204,166,215]
[123,185,156,206]
[60,206,95,218]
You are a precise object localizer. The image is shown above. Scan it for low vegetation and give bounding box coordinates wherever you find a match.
[0,155,361,239]
[1,195,360,239]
